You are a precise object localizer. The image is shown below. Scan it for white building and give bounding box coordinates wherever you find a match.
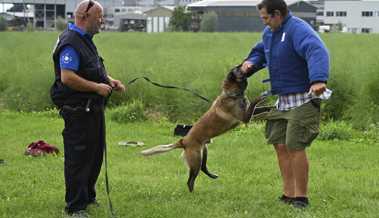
[122,0,200,7]
[323,0,379,33]
[145,6,174,32]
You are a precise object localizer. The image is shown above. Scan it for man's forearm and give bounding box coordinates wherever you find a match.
[61,69,99,93]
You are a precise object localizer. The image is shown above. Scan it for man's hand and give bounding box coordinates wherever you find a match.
[95,83,113,97]
[109,79,126,92]
[108,76,126,92]
[241,61,253,74]
[309,82,327,96]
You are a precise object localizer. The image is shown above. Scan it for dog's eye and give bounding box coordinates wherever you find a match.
[227,72,235,80]
[233,68,241,76]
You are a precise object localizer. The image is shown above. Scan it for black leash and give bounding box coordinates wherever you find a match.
[104,142,116,218]
[127,76,211,103]
[101,93,116,218]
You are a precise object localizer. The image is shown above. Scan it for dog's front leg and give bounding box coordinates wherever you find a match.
[242,96,265,123]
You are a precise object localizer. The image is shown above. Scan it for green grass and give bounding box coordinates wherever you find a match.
[1,32,379,125]
[1,31,379,217]
[0,110,378,218]
[0,32,266,120]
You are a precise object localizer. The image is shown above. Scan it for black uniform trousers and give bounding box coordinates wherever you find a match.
[60,104,105,213]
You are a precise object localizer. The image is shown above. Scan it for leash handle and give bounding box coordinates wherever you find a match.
[260,90,272,98]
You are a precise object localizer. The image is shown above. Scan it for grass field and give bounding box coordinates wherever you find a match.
[0,31,379,217]
[0,32,379,125]
[0,110,378,218]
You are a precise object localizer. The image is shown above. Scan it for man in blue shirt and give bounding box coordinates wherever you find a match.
[241,0,330,208]
[51,1,125,217]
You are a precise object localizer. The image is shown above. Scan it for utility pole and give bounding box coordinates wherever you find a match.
[23,0,26,28]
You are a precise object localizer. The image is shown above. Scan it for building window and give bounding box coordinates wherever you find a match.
[349,28,357,33]
[361,28,371,33]
[316,11,324,16]
[336,11,347,17]
[362,11,373,17]
[326,11,334,17]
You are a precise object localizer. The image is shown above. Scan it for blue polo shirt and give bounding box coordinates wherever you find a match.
[59,23,93,71]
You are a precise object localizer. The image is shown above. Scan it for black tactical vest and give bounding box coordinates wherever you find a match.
[50,27,109,108]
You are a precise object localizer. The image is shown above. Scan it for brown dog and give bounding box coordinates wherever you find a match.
[141,66,264,192]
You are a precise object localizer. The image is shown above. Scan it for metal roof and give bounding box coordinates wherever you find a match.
[187,0,316,7]
[188,0,259,7]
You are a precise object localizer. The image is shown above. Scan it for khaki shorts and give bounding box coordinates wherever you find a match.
[263,100,321,150]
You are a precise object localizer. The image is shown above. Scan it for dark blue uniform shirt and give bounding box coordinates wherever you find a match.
[59,23,94,72]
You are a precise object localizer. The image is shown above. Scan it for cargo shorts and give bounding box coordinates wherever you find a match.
[262,100,321,150]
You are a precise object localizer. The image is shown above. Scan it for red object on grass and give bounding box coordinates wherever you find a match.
[25,140,60,156]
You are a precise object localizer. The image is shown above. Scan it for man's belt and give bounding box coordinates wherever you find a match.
[62,98,104,113]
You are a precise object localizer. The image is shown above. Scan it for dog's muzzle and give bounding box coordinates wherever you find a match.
[227,66,248,91]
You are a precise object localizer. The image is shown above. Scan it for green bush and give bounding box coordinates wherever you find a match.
[26,21,34,32]
[319,121,353,141]
[200,11,218,32]
[362,123,379,141]
[109,100,146,123]
[55,16,67,31]
[169,6,191,31]
[346,66,379,129]
[0,16,7,31]
[322,76,354,120]
[1,32,379,124]
[348,100,379,130]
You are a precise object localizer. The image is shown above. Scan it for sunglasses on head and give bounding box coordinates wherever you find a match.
[85,0,94,13]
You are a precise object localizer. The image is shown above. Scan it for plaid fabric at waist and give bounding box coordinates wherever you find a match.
[276,92,313,111]
[276,89,332,111]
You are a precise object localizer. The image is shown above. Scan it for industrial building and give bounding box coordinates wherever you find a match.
[0,0,184,30]
[187,0,318,32]
[322,0,379,33]
[2,0,379,33]
[1,0,66,29]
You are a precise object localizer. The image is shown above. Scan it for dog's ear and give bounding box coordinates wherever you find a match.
[227,68,237,81]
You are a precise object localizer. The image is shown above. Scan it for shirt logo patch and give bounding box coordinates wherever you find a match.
[281,32,286,42]
[62,53,72,64]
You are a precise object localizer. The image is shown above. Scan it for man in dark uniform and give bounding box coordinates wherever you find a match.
[50,1,125,217]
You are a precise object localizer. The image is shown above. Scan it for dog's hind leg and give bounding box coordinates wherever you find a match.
[185,148,202,192]
[201,145,218,179]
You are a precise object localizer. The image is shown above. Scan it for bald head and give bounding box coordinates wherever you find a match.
[74,0,103,20]
[74,0,104,35]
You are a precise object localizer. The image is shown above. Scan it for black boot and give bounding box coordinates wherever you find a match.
[292,197,309,208]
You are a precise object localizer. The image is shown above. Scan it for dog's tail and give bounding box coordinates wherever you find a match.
[141,140,184,156]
